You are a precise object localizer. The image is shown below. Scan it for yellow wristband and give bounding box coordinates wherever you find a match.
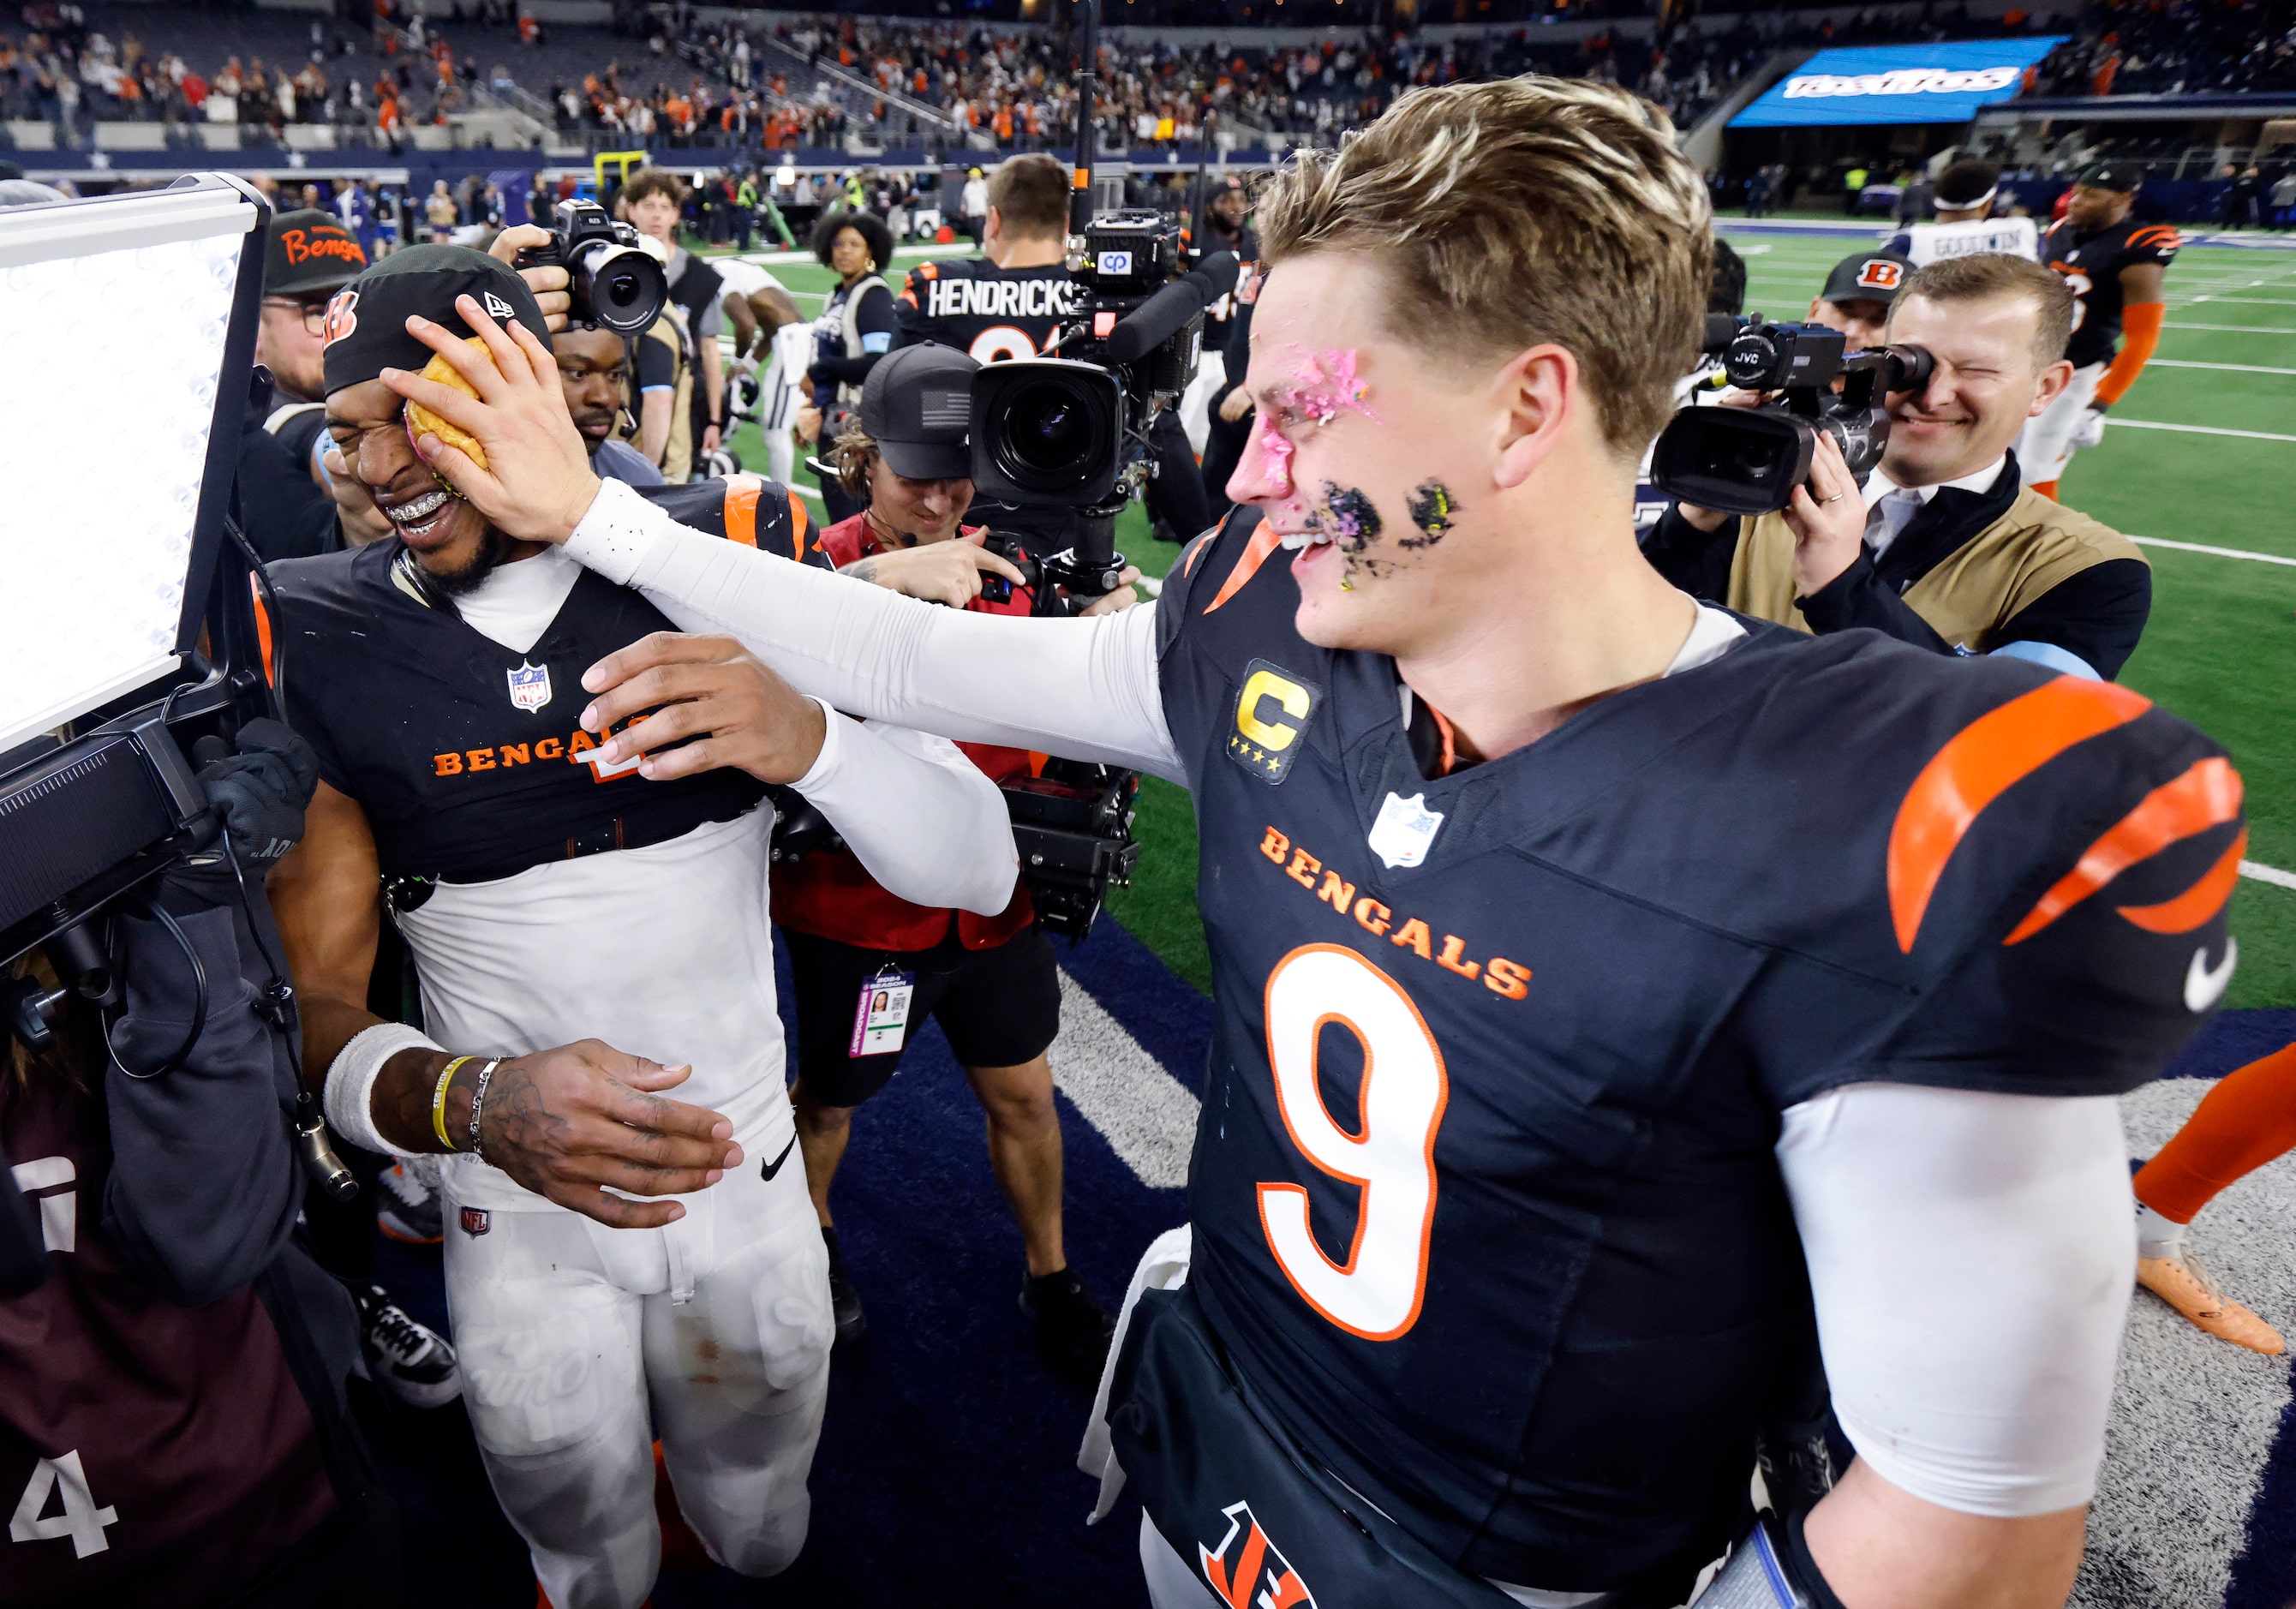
[432,1056,475,1151]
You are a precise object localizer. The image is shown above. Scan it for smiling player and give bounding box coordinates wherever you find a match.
[386,86,2240,1609]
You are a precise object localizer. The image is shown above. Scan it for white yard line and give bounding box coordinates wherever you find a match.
[2143,358,2296,376]
[2165,321,2296,335]
[2105,418,2296,443]
[2241,860,2296,892]
[2132,535,2296,567]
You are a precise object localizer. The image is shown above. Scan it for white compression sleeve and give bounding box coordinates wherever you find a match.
[1777,1083,2134,1517]
[565,478,1185,783]
[786,695,1019,917]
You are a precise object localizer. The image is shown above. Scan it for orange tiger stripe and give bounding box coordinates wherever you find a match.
[2005,757,2243,943]
[2119,828,2247,936]
[786,488,810,559]
[1181,531,1215,578]
[723,475,762,547]
[248,575,276,688]
[1887,677,2151,954]
[1202,522,1283,615]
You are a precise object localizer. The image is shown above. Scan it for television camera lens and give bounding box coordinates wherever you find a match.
[1008,391,1096,476]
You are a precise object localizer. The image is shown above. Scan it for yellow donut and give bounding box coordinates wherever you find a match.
[404,336,497,472]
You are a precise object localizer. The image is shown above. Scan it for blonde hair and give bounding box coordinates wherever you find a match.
[1256,76,1712,456]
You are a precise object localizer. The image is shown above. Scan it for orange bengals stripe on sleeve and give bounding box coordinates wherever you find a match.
[787,488,810,560]
[2004,756,2243,943]
[721,476,762,547]
[248,574,276,687]
[2120,829,2246,936]
[1202,521,1284,615]
[1886,677,2151,954]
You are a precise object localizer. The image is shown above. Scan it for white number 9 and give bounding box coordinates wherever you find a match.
[1258,944,1449,1341]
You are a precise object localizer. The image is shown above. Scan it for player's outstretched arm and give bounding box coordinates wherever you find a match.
[1780,1083,2128,1607]
[270,779,743,1229]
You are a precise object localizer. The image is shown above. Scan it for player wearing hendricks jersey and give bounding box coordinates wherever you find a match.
[2020,163,2179,496]
[894,153,1081,364]
[273,248,1021,1609]
[393,85,2236,1609]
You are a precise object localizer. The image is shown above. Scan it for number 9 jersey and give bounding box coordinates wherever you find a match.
[1148,509,2241,1592]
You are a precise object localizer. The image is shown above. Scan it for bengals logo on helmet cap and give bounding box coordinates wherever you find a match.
[1856,259,1904,292]
[321,288,360,348]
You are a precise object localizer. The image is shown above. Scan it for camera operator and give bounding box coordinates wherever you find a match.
[1646,254,2152,681]
[553,323,664,488]
[891,154,1214,551]
[410,76,2240,1609]
[271,246,1022,1606]
[240,208,370,562]
[795,207,898,525]
[2,723,402,1606]
[778,344,1134,1367]
[622,172,731,472]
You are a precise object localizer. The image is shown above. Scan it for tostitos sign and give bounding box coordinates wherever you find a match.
[1734,39,2067,127]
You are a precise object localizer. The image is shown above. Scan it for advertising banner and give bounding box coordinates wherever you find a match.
[1732,39,2069,128]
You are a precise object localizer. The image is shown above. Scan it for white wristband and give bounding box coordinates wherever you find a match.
[322,1021,444,1158]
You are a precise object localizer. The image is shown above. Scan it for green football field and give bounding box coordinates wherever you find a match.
[714,230,2296,1008]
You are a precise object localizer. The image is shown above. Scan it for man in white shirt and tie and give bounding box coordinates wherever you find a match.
[1643,253,2152,681]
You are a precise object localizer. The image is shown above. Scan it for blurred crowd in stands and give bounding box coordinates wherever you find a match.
[3,0,2294,156]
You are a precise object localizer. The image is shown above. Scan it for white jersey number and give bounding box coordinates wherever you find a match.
[1258,944,1448,1341]
[9,1450,119,1559]
[967,325,1039,365]
[2062,270,2093,332]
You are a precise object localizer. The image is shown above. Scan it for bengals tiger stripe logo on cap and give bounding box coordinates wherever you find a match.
[321,288,360,349]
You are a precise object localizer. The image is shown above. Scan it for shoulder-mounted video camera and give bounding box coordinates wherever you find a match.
[1650,314,1935,516]
[514,198,668,336]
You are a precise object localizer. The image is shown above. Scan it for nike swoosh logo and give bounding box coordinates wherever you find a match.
[2185,937,2238,1014]
[758,1137,798,1182]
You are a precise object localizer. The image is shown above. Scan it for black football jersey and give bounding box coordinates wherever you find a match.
[1152,509,2239,1589]
[894,257,1085,363]
[261,477,826,882]
[2042,214,2179,369]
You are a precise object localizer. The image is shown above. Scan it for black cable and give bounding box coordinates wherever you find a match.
[104,903,208,1081]
[224,514,289,717]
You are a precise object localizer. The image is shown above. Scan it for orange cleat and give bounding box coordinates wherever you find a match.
[2138,1247,2285,1355]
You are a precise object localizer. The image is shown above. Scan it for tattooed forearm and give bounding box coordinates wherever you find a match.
[844,559,880,586]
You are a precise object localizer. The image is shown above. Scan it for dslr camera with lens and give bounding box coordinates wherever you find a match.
[513,198,668,337]
[1650,315,1934,516]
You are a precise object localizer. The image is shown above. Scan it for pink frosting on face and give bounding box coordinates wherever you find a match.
[1274,348,1374,424]
[1229,408,1295,503]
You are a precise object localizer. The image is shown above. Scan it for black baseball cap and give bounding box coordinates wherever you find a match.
[860,344,978,482]
[322,244,545,397]
[2075,162,2142,194]
[265,207,368,297]
[1820,248,1914,308]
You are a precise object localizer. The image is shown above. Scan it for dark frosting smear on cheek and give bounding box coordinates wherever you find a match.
[1402,480,1460,550]
[1307,482,1392,578]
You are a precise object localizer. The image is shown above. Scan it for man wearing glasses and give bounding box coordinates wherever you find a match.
[240,208,373,560]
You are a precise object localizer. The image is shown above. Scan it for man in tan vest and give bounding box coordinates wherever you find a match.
[1642,253,2151,680]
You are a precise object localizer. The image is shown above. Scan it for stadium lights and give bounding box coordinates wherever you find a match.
[0,174,271,961]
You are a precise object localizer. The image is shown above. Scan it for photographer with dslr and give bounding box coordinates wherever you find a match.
[1646,254,2151,681]
[780,344,1133,1366]
[2,723,402,1606]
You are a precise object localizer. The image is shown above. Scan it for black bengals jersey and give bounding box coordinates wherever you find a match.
[262,476,826,883]
[894,256,1085,364]
[1151,509,2239,1590]
[2042,214,2179,369]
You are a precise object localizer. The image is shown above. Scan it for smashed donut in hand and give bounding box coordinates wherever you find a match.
[403,336,497,471]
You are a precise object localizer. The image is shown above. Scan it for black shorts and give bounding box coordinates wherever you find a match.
[782,924,1062,1108]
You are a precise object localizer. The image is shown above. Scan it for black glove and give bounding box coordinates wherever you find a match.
[194,717,320,866]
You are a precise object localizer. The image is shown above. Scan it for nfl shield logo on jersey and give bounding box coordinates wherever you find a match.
[1367,791,1444,870]
[1199,1501,1315,1609]
[459,1207,490,1237]
[506,660,552,713]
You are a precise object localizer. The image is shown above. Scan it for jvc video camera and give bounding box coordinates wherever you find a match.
[1650,315,1935,516]
[514,199,668,337]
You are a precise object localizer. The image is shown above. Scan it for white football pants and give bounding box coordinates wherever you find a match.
[2017,360,2107,485]
[443,1136,832,1609]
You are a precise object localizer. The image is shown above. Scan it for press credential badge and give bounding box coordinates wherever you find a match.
[851,970,915,1056]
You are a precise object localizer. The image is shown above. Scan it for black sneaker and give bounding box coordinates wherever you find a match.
[374,1158,443,1245]
[822,1225,866,1349]
[354,1283,461,1409]
[1019,1266,1115,1379]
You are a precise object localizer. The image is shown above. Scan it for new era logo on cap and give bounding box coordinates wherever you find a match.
[484,290,515,320]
